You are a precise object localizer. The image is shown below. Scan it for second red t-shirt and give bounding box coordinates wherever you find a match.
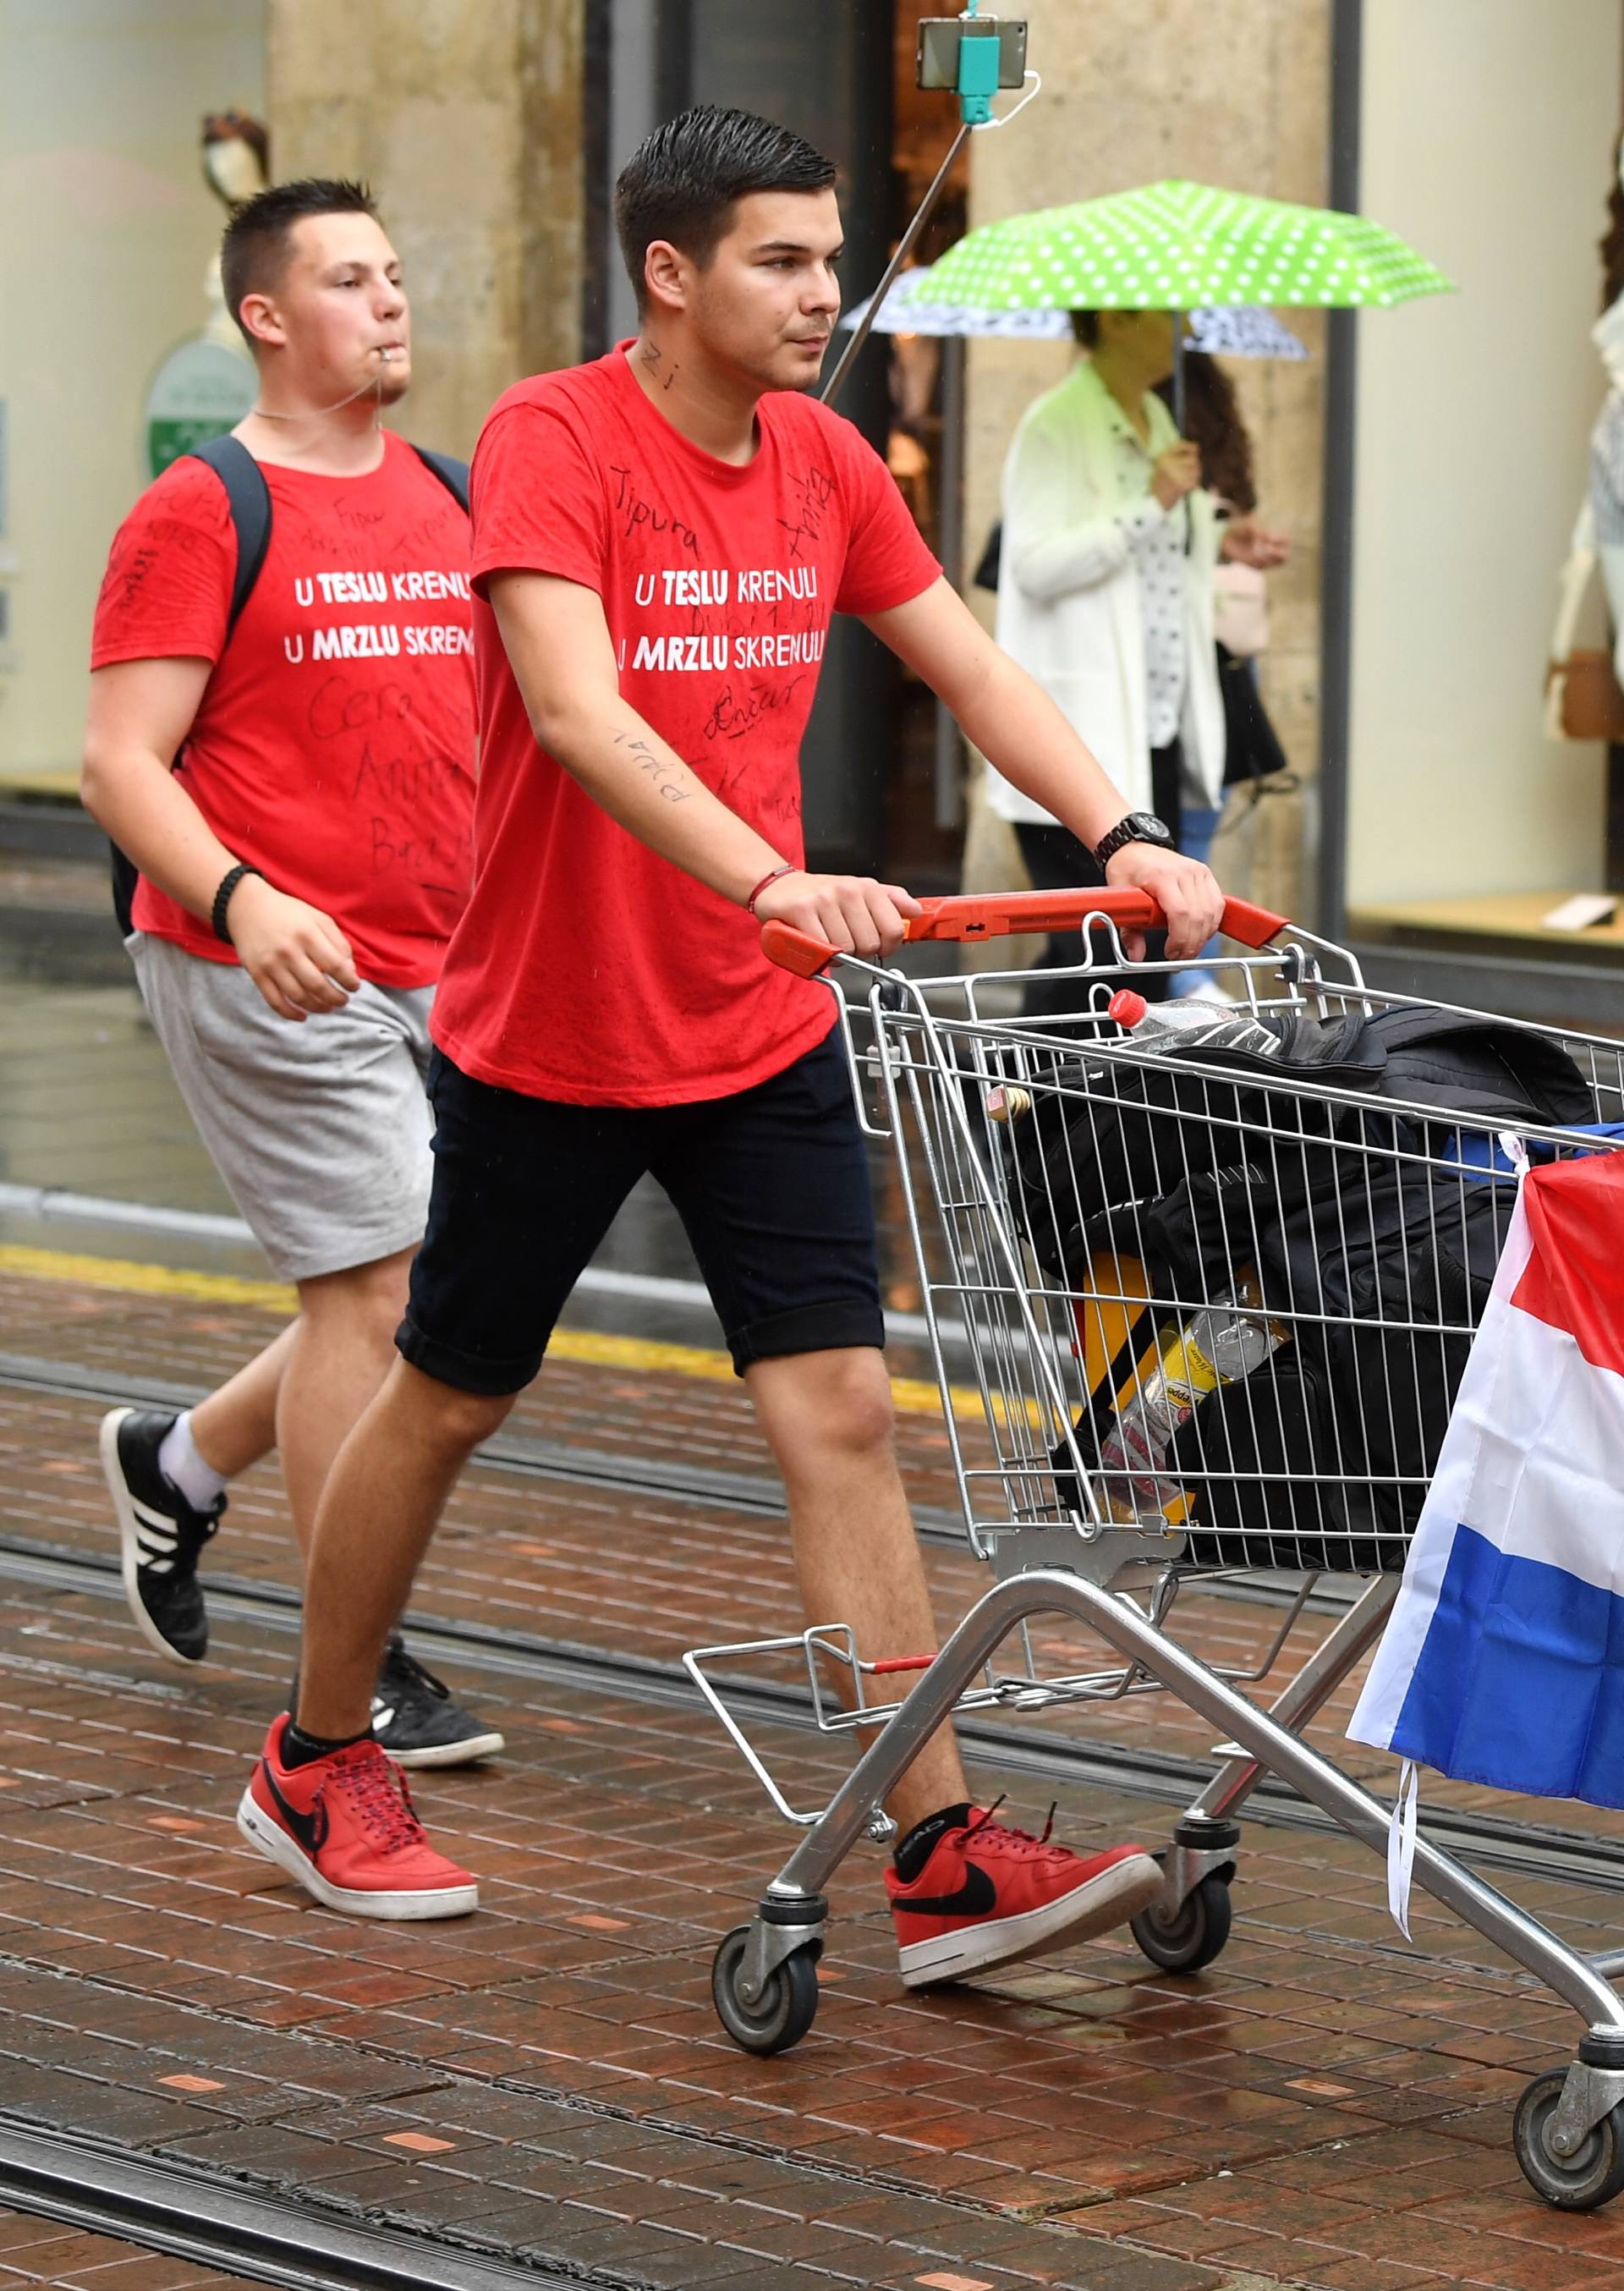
[430,345,940,1106]
[91,433,476,987]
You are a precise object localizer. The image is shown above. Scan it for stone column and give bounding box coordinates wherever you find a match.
[265,0,586,457]
[963,0,1332,926]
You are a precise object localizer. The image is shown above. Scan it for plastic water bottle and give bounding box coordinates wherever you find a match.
[1096,1279,1287,1522]
[1109,988,1281,1059]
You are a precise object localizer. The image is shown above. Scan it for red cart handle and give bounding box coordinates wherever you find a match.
[761,887,1290,980]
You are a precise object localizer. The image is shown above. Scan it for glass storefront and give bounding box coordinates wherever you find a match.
[0,0,263,794]
[1339,0,1624,1014]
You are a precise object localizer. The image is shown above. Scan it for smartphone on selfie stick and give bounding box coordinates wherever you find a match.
[821,12,1030,406]
[916,15,1029,114]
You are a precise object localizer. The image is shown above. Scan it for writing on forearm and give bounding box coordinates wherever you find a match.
[612,728,692,804]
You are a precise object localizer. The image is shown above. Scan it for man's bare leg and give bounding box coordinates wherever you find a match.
[276,1248,415,1558]
[747,1344,1162,1977]
[298,1347,966,1808]
[294,1359,512,1739]
[187,1320,299,1480]
[140,1246,414,1558]
[744,1346,969,1835]
[283,1342,1155,1962]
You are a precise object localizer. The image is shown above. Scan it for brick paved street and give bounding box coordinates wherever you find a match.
[0,1261,1621,2285]
[0,2209,253,2288]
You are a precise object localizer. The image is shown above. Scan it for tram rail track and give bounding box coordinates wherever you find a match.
[0,1343,822,1524]
[0,1344,1341,1591]
[0,2121,607,2291]
[4,1525,1624,1904]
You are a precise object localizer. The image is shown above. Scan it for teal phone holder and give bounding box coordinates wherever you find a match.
[954,20,1002,125]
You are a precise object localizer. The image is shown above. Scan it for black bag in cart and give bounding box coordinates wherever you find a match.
[1007,1002,1595,1288]
[1163,1158,1522,1569]
[1040,1009,1597,1571]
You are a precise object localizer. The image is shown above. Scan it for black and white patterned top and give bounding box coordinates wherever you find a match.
[1101,395,1188,747]
[1592,393,1624,547]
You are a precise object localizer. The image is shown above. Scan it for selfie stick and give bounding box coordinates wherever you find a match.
[820,3,1011,408]
[819,129,969,407]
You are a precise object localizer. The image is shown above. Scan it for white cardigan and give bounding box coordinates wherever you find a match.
[983,360,1226,827]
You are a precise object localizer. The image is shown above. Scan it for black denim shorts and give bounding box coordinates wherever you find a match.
[397,1027,884,1395]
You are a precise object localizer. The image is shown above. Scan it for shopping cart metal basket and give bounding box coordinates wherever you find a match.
[687,887,1624,2211]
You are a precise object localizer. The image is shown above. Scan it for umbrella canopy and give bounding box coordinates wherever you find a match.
[841,277,1069,341]
[1184,305,1309,360]
[840,266,1308,359]
[906,179,1452,314]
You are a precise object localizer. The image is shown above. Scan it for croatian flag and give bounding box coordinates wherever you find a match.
[1349,1151,1624,1810]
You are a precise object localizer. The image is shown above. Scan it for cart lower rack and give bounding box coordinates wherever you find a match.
[689,889,1624,2213]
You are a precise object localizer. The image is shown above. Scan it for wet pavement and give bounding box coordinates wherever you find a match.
[6,977,1624,2283]
[0,1259,1623,2287]
[0,2208,252,2288]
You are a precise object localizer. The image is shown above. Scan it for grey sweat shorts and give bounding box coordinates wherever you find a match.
[129,931,435,1285]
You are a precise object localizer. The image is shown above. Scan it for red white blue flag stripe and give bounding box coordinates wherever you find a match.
[1349,1152,1624,1808]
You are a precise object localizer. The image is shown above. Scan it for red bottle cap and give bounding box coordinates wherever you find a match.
[1108,990,1147,1028]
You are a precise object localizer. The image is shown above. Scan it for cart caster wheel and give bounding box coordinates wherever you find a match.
[711,1925,820,2057]
[1131,1871,1233,1973]
[1513,2069,1624,2210]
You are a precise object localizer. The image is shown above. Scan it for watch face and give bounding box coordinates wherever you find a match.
[1127,811,1174,846]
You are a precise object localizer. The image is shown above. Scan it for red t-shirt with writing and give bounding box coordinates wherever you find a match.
[430,346,941,1105]
[91,432,476,986]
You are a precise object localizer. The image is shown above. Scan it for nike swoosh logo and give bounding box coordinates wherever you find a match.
[896,1863,998,1919]
[261,1761,327,1856]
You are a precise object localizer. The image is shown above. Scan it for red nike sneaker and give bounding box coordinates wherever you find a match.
[236,1714,478,1920]
[885,1800,1162,1987]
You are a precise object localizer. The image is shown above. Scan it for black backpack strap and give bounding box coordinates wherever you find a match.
[410,444,471,514]
[110,437,273,937]
[187,435,273,636]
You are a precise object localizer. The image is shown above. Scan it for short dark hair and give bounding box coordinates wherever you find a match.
[1070,310,1101,349]
[614,105,837,315]
[221,178,381,348]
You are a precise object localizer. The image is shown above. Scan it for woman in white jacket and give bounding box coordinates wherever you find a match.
[984,310,1222,1012]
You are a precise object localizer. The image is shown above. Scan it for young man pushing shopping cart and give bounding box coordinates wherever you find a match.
[239,106,1225,1981]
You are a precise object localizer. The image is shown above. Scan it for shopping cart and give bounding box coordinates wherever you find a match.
[687,887,1624,2211]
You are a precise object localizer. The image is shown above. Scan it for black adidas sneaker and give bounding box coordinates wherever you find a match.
[288,1635,505,1770]
[370,1637,505,1768]
[99,1407,223,1666]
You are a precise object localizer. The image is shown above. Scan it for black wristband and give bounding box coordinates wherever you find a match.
[211,863,262,945]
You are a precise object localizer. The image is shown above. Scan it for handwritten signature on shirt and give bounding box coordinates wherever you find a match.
[700,675,806,743]
[608,465,701,558]
[777,464,836,563]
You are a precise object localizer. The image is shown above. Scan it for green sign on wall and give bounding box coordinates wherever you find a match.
[145,338,256,478]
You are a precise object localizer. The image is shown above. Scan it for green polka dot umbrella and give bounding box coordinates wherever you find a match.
[904,178,1453,315]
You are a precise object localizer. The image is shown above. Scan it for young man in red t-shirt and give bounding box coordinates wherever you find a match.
[245,113,1225,1971]
[81,179,500,1770]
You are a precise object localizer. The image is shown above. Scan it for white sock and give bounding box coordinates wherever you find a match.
[157,1411,229,1510]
